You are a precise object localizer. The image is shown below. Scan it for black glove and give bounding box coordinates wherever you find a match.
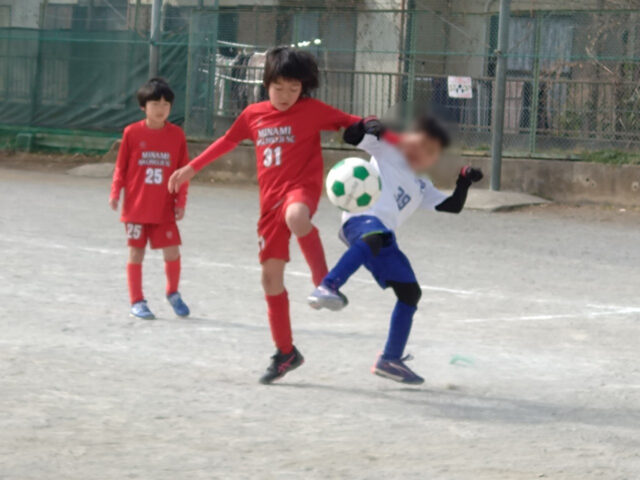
[362,116,385,139]
[460,166,484,183]
[343,116,386,145]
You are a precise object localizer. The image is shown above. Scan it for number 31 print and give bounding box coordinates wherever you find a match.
[263,146,282,167]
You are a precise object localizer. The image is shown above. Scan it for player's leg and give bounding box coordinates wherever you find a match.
[149,222,189,317]
[163,245,180,294]
[162,245,189,317]
[261,258,289,351]
[285,199,328,287]
[126,223,155,320]
[372,279,423,385]
[383,281,422,360]
[260,258,304,384]
[364,242,424,384]
[308,217,387,311]
[128,246,155,320]
[128,246,145,304]
[307,237,374,311]
[257,213,304,384]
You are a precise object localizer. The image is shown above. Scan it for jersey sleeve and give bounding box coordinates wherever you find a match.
[357,133,404,164]
[189,110,251,172]
[434,173,473,214]
[110,127,130,200]
[420,178,448,210]
[312,100,360,131]
[175,132,190,208]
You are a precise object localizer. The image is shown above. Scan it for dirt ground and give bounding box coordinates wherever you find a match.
[0,166,639,480]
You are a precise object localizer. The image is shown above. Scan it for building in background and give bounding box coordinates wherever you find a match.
[1,0,639,154]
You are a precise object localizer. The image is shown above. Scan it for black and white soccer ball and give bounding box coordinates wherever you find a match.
[326,157,381,212]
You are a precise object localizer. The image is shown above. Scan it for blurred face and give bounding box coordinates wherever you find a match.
[398,131,443,172]
[268,77,303,111]
[142,97,172,127]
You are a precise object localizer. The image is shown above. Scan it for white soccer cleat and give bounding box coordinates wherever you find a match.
[307,284,349,311]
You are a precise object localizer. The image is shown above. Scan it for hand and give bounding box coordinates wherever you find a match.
[175,206,185,221]
[344,116,386,145]
[460,166,484,183]
[362,116,386,139]
[109,197,119,211]
[168,165,196,194]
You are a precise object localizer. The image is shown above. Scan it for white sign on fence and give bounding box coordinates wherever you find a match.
[447,76,473,99]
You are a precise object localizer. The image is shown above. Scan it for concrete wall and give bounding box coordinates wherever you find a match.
[185,141,640,206]
[353,1,404,116]
[0,0,41,28]
[430,155,640,207]
[132,0,278,5]
[440,13,487,78]
[452,0,607,15]
[412,7,447,76]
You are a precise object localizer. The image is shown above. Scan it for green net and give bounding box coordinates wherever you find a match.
[2,1,640,157]
[0,28,187,152]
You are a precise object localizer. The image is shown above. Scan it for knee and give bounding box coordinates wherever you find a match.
[163,246,180,262]
[285,204,312,237]
[261,268,285,295]
[391,282,422,307]
[129,247,145,264]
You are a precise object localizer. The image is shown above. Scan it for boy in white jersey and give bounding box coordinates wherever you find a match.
[308,116,483,384]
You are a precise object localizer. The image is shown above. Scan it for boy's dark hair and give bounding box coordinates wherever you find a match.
[416,116,451,148]
[263,46,319,96]
[137,77,175,107]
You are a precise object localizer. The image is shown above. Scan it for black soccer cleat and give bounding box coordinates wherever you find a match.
[259,346,305,384]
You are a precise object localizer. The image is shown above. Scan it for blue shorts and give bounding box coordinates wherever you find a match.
[340,216,417,289]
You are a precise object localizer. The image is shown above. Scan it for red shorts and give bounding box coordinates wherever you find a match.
[257,188,319,263]
[125,222,181,249]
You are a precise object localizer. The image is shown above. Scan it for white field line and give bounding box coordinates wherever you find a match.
[284,267,476,295]
[459,307,640,324]
[2,235,478,297]
[5,234,640,321]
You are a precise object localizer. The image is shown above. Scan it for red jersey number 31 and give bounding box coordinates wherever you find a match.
[263,147,282,167]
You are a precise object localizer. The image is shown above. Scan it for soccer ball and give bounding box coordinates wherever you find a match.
[326,157,381,212]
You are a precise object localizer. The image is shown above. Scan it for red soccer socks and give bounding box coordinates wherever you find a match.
[297,227,328,286]
[265,290,293,354]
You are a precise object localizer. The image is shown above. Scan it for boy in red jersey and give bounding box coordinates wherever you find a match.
[168,47,359,383]
[110,78,191,320]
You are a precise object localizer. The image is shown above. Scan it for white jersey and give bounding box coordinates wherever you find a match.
[342,134,447,231]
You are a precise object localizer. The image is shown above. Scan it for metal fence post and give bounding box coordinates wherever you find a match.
[528,13,542,155]
[405,5,417,125]
[148,0,162,78]
[490,0,511,191]
[133,0,141,31]
[400,1,416,126]
[184,10,196,135]
[86,0,94,30]
[205,0,219,136]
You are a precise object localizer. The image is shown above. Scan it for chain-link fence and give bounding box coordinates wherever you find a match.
[1,1,640,157]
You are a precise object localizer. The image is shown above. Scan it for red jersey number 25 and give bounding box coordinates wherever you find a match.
[145,167,163,184]
[263,147,282,168]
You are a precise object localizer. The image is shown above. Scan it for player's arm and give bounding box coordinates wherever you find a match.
[109,129,130,210]
[313,99,361,131]
[343,116,398,158]
[174,134,190,220]
[432,167,484,214]
[168,112,250,194]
